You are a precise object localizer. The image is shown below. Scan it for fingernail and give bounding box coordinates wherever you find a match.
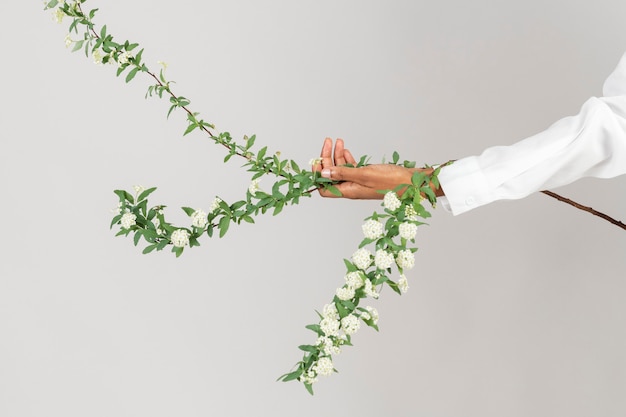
[321,169,331,178]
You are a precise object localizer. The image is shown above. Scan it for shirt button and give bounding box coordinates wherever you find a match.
[465,196,476,206]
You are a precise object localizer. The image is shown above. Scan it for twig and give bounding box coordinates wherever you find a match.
[541,190,626,231]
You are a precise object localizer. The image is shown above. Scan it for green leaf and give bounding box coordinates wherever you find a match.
[181,207,196,216]
[325,185,342,197]
[110,214,122,229]
[125,67,139,83]
[298,345,317,353]
[218,216,230,238]
[305,324,322,336]
[156,239,169,251]
[304,383,314,396]
[133,231,143,246]
[142,244,157,254]
[183,123,198,136]
[343,259,357,272]
[166,104,176,119]
[272,201,284,216]
[100,24,107,39]
[71,40,84,53]
[137,187,157,202]
[392,151,400,165]
[278,370,303,382]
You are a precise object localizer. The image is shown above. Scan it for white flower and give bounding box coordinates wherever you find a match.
[93,49,103,65]
[335,287,355,301]
[398,274,409,293]
[320,317,340,337]
[345,271,364,290]
[313,357,334,377]
[308,157,322,166]
[396,249,415,270]
[405,205,419,221]
[120,212,137,229]
[117,51,133,66]
[299,370,318,385]
[191,209,208,228]
[133,185,145,194]
[52,8,65,24]
[360,311,371,321]
[374,249,394,270]
[398,222,418,240]
[248,179,260,195]
[322,303,339,320]
[365,306,379,325]
[64,34,73,48]
[170,229,190,248]
[364,279,379,299]
[209,197,222,213]
[341,314,361,335]
[361,219,384,240]
[157,60,168,70]
[383,191,402,211]
[316,336,341,356]
[351,248,372,270]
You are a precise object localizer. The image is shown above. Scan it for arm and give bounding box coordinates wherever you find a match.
[438,53,626,215]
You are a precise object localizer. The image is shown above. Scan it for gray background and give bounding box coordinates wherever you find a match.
[1,1,625,416]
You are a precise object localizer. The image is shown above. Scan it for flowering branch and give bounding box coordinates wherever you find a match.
[46,0,348,257]
[46,0,623,396]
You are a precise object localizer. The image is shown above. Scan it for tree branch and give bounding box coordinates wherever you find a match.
[541,190,626,231]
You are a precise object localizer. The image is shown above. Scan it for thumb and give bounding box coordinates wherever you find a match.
[321,165,357,182]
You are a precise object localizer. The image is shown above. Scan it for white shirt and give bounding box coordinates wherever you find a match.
[438,52,626,216]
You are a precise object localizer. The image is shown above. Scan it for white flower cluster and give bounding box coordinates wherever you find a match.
[359,306,379,325]
[209,197,222,214]
[364,279,379,299]
[396,249,415,270]
[52,7,65,24]
[171,229,190,248]
[120,212,137,229]
[117,51,133,66]
[92,49,103,65]
[374,249,394,270]
[398,222,418,240]
[312,357,334,377]
[341,314,360,335]
[191,209,208,228]
[248,179,260,195]
[405,205,419,221]
[335,287,355,301]
[308,157,322,166]
[351,248,372,270]
[383,191,402,211]
[344,271,364,290]
[316,336,341,356]
[398,274,409,294]
[361,219,384,240]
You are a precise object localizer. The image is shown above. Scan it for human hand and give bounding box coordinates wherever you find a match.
[312,138,442,199]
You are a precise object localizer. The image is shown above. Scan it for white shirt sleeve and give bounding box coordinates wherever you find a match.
[437,52,626,216]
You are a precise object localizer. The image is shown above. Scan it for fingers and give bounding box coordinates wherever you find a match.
[344,148,357,165]
[333,138,347,166]
[315,137,334,173]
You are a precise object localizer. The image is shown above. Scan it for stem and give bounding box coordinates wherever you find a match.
[541,190,626,231]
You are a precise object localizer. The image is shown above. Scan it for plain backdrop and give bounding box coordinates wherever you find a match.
[1,1,625,416]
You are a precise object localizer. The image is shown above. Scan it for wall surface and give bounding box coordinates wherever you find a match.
[1,1,625,416]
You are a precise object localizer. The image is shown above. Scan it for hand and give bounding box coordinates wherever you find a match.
[312,138,443,199]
